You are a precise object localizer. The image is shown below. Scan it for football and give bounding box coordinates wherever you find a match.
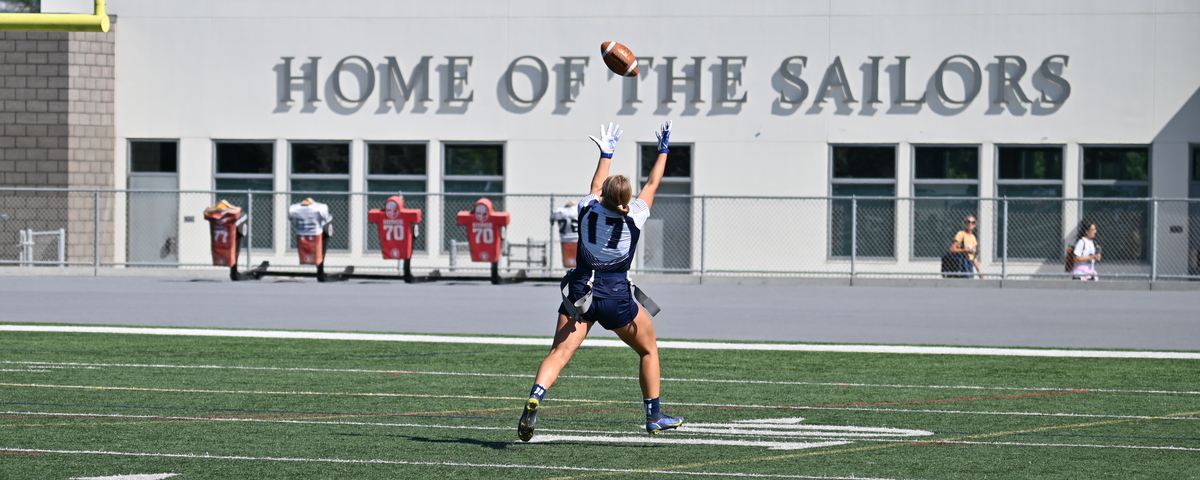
[600,41,639,77]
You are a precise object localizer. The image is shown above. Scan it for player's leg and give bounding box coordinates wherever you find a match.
[534,313,593,389]
[519,313,592,441]
[613,306,684,434]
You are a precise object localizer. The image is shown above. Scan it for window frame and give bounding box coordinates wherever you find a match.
[289,140,352,183]
[127,138,179,176]
[911,144,981,194]
[365,141,429,254]
[994,144,1066,196]
[638,143,694,195]
[828,144,899,193]
[213,139,275,186]
[910,144,980,260]
[365,140,429,192]
[1079,144,1151,198]
[288,140,352,252]
[828,144,898,260]
[442,141,506,193]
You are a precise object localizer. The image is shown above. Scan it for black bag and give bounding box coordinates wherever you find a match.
[941,252,968,278]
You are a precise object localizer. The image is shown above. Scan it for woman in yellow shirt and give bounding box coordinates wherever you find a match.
[948,216,982,279]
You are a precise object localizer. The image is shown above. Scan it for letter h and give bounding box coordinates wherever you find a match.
[279,57,321,103]
[661,56,705,104]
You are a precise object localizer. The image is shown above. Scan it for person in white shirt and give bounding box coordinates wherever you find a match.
[1072,222,1101,280]
[518,121,684,441]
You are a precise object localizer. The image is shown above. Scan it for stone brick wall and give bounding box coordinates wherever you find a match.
[0,21,115,265]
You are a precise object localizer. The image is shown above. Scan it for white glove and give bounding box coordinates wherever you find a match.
[588,123,622,159]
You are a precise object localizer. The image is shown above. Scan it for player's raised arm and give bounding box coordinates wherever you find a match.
[637,121,672,210]
[587,123,622,195]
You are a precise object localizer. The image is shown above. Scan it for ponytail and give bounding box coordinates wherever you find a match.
[601,175,633,215]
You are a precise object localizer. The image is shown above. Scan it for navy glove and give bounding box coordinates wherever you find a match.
[655,121,672,154]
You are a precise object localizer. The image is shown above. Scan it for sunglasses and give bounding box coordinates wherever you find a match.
[965,220,977,224]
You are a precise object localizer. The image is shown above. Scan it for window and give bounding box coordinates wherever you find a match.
[442,143,504,253]
[366,142,427,253]
[996,146,1063,260]
[290,142,350,251]
[830,146,895,258]
[1081,146,1150,261]
[129,141,177,173]
[214,141,274,249]
[912,146,979,259]
[639,144,692,272]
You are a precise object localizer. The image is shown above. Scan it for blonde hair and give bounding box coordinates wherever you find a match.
[601,175,632,215]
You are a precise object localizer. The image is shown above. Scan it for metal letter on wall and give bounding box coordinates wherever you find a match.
[893,56,926,104]
[331,55,376,103]
[813,56,856,104]
[278,56,321,103]
[384,56,432,102]
[661,56,706,104]
[1036,55,1070,104]
[933,54,981,105]
[993,55,1032,104]
[865,56,883,104]
[717,56,748,103]
[623,56,654,104]
[444,56,475,102]
[504,55,548,104]
[560,56,589,103]
[777,56,808,104]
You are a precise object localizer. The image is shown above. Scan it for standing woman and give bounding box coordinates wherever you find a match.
[1072,222,1101,280]
[518,121,683,441]
[948,215,982,278]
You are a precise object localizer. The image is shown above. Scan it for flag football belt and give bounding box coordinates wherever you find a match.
[560,270,660,321]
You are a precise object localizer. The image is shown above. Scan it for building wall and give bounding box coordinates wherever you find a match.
[0,23,115,264]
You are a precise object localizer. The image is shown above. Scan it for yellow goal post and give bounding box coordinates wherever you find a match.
[0,0,109,32]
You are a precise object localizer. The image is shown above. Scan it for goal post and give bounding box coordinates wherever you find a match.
[0,0,109,32]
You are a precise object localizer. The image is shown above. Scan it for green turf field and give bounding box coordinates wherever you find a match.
[1,327,1197,479]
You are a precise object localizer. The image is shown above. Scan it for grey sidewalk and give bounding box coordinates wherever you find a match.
[1,275,1197,351]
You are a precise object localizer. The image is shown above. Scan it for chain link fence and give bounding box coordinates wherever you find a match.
[1,187,1197,281]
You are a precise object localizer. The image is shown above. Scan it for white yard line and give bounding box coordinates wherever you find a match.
[2,325,1197,359]
[0,447,923,479]
[6,360,1199,396]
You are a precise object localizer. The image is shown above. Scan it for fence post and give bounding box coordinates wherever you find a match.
[246,190,254,270]
[1151,198,1158,282]
[57,228,65,268]
[700,195,707,276]
[1002,198,1008,281]
[850,196,857,280]
[93,190,100,276]
[548,196,555,274]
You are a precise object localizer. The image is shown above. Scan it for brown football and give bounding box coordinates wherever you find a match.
[601,41,639,77]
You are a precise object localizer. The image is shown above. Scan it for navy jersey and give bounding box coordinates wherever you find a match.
[575,194,650,274]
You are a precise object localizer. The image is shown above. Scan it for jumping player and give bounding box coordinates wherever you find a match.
[518,121,683,441]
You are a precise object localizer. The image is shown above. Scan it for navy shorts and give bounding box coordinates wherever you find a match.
[558,295,639,330]
[558,271,639,330]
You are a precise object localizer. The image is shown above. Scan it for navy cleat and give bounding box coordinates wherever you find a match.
[517,398,539,442]
[646,414,685,434]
